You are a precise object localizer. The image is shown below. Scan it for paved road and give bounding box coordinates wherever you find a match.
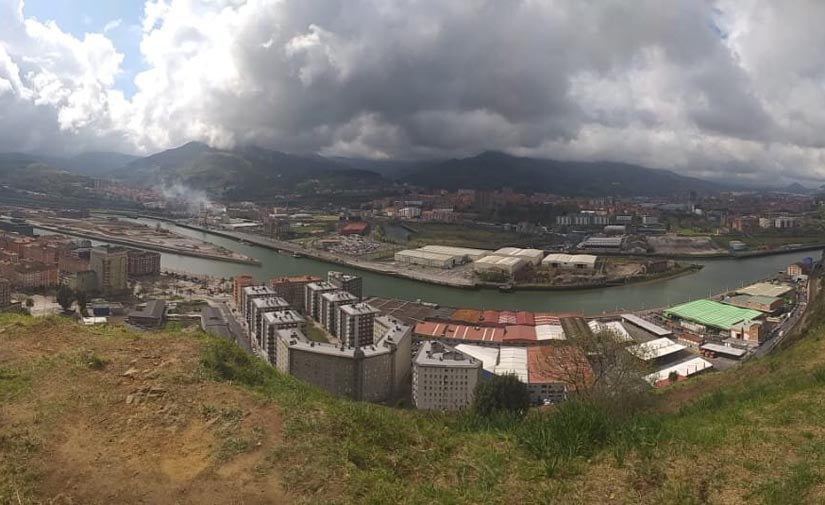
[216,301,253,354]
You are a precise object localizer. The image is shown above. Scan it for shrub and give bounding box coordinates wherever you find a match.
[472,374,530,418]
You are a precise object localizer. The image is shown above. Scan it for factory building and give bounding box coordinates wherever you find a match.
[304,282,339,321]
[578,236,624,251]
[722,295,784,314]
[492,247,546,266]
[541,253,598,270]
[275,317,411,403]
[270,275,322,313]
[338,302,380,348]
[319,290,358,336]
[394,249,457,269]
[730,320,766,344]
[328,271,363,300]
[412,341,481,411]
[417,245,489,262]
[473,255,527,276]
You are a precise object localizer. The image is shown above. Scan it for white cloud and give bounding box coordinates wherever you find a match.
[2,0,825,185]
[103,18,122,34]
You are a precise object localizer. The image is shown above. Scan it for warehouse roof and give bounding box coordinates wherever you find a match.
[588,320,633,342]
[535,324,566,340]
[700,343,747,358]
[415,321,506,343]
[542,253,598,266]
[418,245,490,258]
[644,357,713,385]
[474,255,525,266]
[737,282,794,298]
[495,347,528,382]
[628,338,686,360]
[395,249,456,261]
[621,314,673,336]
[723,294,782,311]
[664,299,763,330]
[579,236,624,248]
[454,344,500,374]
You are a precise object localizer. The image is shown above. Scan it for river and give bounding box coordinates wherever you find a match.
[101,218,814,315]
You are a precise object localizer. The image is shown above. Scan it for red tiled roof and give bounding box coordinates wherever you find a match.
[516,311,535,326]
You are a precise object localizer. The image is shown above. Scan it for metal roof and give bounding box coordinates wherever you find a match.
[494,347,528,382]
[737,282,794,298]
[621,314,673,336]
[664,299,763,330]
[628,338,686,360]
[700,343,747,357]
[644,357,713,384]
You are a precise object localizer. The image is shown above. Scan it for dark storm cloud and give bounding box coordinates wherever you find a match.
[2,0,825,183]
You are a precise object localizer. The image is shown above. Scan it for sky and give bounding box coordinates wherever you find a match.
[1,0,825,185]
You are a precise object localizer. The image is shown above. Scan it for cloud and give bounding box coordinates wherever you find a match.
[103,18,122,34]
[2,0,825,184]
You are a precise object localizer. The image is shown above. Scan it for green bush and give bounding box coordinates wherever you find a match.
[472,374,530,418]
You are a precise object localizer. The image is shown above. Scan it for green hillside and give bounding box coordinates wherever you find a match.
[2,278,825,503]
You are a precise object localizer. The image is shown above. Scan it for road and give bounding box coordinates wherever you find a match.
[214,301,254,354]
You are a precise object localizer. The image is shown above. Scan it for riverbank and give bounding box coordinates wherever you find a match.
[486,263,704,292]
[31,222,261,266]
[139,218,718,293]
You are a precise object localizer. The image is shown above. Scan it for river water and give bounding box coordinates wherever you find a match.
[117,219,816,315]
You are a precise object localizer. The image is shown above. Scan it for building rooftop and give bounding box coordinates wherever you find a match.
[128,299,166,320]
[271,275,322,285]
[320,290,359,303]
[415,341,480,368]
[621,314,673,336]
[418,245,490,257]
[494,347,528,382]
[664,299,763,331]
[306,281,338,291]
[723,294,782,311]
[737,282,794,298]
[627,338,686,361]
[251,296,289,309]
[700,343,747,357]
[242,285,278,296]
[280,329,394,358]
[542,253,599,266]
[340,302,379,316]
[644,357,713,385]
[263,309,305,325]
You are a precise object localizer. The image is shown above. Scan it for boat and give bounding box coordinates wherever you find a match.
[498,283,514,293]
[292,252,304,258]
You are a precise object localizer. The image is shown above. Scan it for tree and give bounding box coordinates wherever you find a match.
[472,373,531,418]
[76,290,88,316]
[56,285,75,313]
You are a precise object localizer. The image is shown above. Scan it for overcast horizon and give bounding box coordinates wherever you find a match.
[2,1,825,185]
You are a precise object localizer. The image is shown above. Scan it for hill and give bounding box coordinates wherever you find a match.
[3,277,825,504]
[117,142,383,199]
[53,151,140,177]
[401,151,722,196]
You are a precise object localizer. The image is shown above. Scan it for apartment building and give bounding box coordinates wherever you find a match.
[270,275,322,312]
[412,341,481,410]
[319,290,358,336]
[90,245,128,294]
[338,302,380,348]
[328,271,363,300]
[304,281,338,321]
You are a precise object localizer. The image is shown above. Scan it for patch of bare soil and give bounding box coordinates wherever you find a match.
[0,320,290,504]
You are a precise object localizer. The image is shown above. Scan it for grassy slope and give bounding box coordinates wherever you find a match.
[3,280,825,503]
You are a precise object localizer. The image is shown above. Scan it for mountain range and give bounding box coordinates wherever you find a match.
[1,144,821,200]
